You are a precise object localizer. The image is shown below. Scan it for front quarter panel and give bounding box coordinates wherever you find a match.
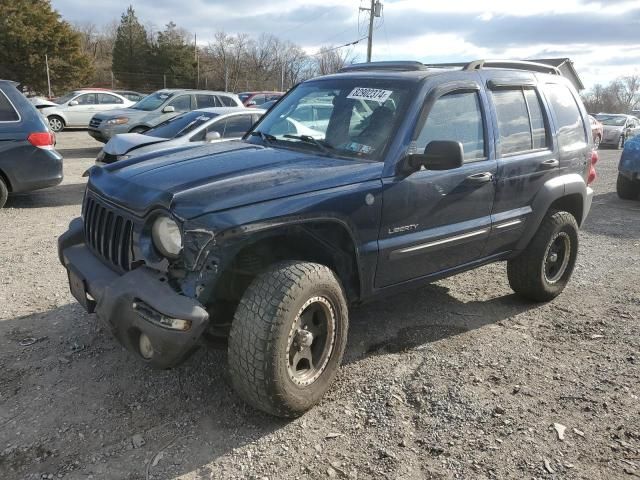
[181,179,384,301]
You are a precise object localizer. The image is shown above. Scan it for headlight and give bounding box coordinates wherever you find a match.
[106,117,129,125]
[117,154,130,161]
[152,216,182,258]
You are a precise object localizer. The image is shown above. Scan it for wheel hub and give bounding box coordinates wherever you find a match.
[286,296,337,387]
[543,232,571,284]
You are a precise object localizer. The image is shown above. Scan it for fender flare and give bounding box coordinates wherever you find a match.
[514,173,588,251]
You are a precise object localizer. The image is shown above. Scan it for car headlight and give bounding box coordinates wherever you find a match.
[106,117,129,125]
[117,154,131,161]
[152,216,182,258]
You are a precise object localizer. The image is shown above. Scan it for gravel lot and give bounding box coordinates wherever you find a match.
[1,131,639,480]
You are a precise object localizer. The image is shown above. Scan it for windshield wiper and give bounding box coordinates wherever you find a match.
[250,130,277,144]
[283,134,333,156]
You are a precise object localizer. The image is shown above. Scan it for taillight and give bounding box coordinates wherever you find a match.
[587,150,598,185]
[27,132,55,148]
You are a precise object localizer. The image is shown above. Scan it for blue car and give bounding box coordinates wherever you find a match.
[0,80,63,208]
[617,134,640,199]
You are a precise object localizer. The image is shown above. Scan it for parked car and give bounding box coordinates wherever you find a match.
[588,115,603,149]
[87,89,243,143]
[617,130,640,199]
[594,113,640,149]
[0,80,62,208]
[94,107,264,165]
[33,90,135,133]
[59,60,596,417]
[238,91,283,107]
[114,90,145,103]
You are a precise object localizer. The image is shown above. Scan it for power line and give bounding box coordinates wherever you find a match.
[308,36,369,57]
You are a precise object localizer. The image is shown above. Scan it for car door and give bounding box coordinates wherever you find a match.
[482,77,560,255]
[65,93,97,126]
[375,81,497,287]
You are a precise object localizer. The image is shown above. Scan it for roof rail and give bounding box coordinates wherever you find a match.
[425,60,562,76]
[339,61,428,73]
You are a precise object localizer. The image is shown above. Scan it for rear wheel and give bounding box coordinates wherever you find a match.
[228,261,349,417]
[48,116,64,133]
[508,211,579,302]
[617,173,640,200]
[0,176,8,209]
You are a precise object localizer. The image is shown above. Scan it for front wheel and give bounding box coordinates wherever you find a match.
[0,176,8,209]
[228,261,349,417]
[48,115,64,133]
[617,173,640,200]
[507,211,579,302]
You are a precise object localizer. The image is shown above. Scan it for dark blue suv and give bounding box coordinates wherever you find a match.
[0,80,63,208]
[58,60,596,416]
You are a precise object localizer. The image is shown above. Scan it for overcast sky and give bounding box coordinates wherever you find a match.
[52,0,640,89]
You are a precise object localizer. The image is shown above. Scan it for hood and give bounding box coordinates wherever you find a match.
[90,141,383,219]
[30,97,58,108]
[93,108,146,121]
[104,133,168,156]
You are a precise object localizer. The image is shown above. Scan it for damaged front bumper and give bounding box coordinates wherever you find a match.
[58,218,209,368]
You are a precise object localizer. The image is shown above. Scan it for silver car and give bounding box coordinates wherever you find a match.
[33,90,135,132]
[88,89,243,143]
[95,107,264,165]
[594,113,640,149]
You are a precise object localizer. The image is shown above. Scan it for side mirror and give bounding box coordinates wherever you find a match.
[406,140,464,172]
[205,131,221,142]
[162,105,175,113]
[68,100,78,106]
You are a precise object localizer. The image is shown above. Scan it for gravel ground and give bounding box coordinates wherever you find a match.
[0,131,639,480]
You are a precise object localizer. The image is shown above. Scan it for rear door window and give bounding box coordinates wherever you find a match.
[491,87,549,155]
[0,90,19,122]
[196,94,219,108]
[416,91,486,162]
[543,83,587,151]
[217,95,236,107]
[98,93,123,104]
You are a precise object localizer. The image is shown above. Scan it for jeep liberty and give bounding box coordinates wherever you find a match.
[59,60,597,417]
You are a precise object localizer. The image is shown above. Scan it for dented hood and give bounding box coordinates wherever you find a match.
[89,140,383,219]
[103,133,168,156]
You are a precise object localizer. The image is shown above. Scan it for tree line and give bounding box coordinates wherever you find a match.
[581,75,640,114]
[0,0,354,96]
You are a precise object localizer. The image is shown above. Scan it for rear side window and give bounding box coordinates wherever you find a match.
[0,90,19,122]
[217,95,236,107]
[543,83,587,151]
[416,91,485,162]
[491,88,549,155]
[196,94,218,108]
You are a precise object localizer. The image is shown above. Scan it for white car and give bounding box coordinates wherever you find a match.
[32,90,135,132]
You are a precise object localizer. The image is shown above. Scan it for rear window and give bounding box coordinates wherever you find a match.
[0,90,19,122]
[544,83,587,151]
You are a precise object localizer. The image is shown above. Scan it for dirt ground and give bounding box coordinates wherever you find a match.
[0,131,638,480]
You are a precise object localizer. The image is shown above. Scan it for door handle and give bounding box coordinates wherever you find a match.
[540,159,559,169]
[465,172,493,184]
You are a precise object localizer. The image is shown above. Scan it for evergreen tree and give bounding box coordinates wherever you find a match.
[112,6,151,90]
[0,0,93,94]
[153,22,196,88]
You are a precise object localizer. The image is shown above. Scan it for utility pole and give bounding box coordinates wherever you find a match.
[194,33,200,88]
[360,0,382,62]
[45,54,52,98]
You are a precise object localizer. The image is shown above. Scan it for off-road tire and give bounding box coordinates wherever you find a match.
[48,115,64,133]
[617,173,639,200]
[228,261,349,417]
[507,211,579,302]
[0,176,8,209]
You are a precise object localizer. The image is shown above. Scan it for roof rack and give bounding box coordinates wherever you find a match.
[339,61,428,73]
[425,60,561,76]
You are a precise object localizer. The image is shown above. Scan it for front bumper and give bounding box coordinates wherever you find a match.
[58,218,209,368]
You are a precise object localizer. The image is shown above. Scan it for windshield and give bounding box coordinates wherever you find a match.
[131,91,174,111]
[595,114,627,127]
[54,92,79,104]
[248,79,414,161]
[146,111,218,139]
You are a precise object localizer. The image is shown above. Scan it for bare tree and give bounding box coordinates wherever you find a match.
[314,46,356,76]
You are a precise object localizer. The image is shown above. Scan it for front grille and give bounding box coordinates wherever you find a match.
[89,118,102,128]
[83,194,134,271]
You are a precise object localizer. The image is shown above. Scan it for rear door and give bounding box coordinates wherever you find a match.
[482,74,559,255]
[376,80,497,287]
